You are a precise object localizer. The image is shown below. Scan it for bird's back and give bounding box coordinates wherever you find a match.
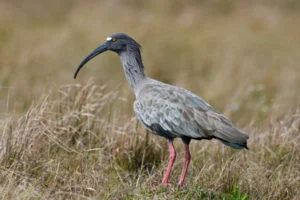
[134,80,248,149]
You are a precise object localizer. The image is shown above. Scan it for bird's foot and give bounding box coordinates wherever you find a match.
[178,181,185,187]
[150,182,172,191]
[178,182,187,189]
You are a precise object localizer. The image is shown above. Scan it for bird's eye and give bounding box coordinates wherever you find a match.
[112,37,117,42]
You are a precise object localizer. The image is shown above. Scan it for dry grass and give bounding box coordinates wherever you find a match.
[0,82,299,199]
[0,1,300,199]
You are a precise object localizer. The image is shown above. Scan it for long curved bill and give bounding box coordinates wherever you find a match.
[74,42,108,79]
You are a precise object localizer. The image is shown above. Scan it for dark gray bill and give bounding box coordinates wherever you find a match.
[74,43,108,79]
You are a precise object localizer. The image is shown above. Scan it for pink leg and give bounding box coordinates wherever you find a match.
[178,143,191,186]
[151,141,176,191]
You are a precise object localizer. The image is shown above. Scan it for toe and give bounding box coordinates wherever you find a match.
[150,182,172,191]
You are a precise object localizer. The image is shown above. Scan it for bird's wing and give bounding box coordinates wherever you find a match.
[134,83,248,144]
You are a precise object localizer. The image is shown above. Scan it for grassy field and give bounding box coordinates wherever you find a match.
[0,1,299,199]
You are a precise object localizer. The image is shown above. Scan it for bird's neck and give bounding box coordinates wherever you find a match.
[119,51,146,93]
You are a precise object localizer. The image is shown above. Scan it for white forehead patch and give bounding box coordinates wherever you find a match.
[106,37,112,41]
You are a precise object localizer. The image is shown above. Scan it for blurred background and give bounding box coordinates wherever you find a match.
[0,0,299,122]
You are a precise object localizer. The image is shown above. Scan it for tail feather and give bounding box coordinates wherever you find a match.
[193,108,249,149]
[214,128,249,149]
[216,137,248,149]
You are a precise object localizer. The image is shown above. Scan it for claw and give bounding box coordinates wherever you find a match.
[150,182,172,191]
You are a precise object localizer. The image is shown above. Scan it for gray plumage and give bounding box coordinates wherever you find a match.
[74,33,249,149]
[134,81,248,149]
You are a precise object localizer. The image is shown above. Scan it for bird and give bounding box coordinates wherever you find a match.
[74,33,249,190]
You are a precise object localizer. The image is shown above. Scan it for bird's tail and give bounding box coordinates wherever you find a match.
[214,128,249,150]
[216,137,248,149]
[194,108,249,149]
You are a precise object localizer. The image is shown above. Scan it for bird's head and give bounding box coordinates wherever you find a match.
[74,33,141,79]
